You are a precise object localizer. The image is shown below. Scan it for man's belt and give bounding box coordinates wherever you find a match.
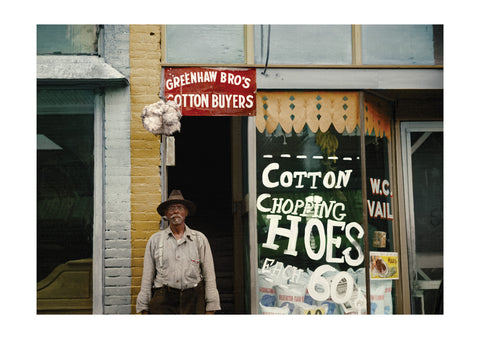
[155,280,203,293]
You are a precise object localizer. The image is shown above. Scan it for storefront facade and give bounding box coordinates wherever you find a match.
[36,24,443,315]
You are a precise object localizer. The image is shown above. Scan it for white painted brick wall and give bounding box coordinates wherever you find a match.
[102,25,132,314]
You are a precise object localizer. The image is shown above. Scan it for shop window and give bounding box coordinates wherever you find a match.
[165,25,245,64]
[37,25,98,55]
[37,89,94,282]
[256,92,366,315]
[364,93,396,314]
[254,25,352,65]
[254,91,395,315]
[361,25,437,65]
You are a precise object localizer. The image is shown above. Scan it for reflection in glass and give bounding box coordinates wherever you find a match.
[166,25,245,64]
[254,25,352,65]
[37,90,94,282]
[410,131,443,314]
[361,25,435,65]
[37,25,98,55]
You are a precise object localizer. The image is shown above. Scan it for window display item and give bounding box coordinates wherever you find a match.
[259,303,290,315]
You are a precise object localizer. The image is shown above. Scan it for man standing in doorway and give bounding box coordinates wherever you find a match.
[136,190,221,314]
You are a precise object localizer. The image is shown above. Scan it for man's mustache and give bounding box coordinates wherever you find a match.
[163,214,182,221]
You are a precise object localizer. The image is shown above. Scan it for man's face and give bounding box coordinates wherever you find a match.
[166,203,188,226]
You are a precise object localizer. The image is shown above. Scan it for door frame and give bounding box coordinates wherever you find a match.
[162,116,248,313]
[93,91,105,314]
[246,116,258,314]
[400,121,443,313]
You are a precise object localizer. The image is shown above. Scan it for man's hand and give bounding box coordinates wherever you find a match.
[206,311,215,315]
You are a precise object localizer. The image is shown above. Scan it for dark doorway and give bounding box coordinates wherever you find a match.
[167,116,239,314]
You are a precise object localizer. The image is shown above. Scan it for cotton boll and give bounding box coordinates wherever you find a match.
[172,122,181,134]
[162,111,178,126]
[141,106,149,118]
[161,102,182,135]
[152,98,165,111]
[166,101,182,118]
[153,103,166,116]
[158,104,169,114]
[164,106,176,116]
[166,100,179,109]
[141,99,182,136]
[165,106,181,120]
[142,102,161,117]
[161,121,181,136]
[142,115,163,135]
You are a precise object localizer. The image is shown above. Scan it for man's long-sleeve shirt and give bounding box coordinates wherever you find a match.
[136,225,221,313]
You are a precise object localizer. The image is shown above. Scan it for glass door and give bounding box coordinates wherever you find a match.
[401,121,443,314]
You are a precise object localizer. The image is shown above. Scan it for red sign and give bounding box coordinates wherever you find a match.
[163,67,256,116]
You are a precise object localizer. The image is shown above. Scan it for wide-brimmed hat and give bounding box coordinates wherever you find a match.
[157,190,196,216]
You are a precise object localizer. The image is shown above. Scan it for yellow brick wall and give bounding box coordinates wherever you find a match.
[129,25,163,313]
